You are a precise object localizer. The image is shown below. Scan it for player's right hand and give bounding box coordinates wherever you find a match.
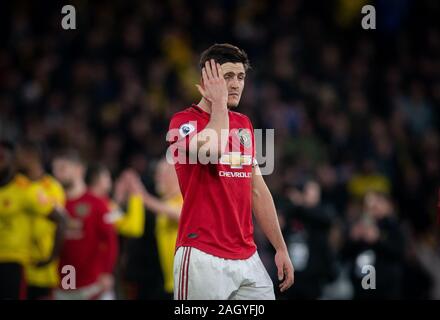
[195,59,228,108]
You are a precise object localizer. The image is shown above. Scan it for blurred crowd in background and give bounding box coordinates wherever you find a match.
[0,0,439,299]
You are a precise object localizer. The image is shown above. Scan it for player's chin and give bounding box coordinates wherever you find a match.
[227,97,240,108]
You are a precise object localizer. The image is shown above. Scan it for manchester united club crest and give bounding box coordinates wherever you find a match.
[75,203,90,218]
[237,128,251,148]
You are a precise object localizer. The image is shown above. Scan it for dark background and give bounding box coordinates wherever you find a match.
[0,0,439,299]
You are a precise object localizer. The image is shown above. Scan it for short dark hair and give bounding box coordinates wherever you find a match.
[53,148,84,166]
[85,163,108,186]
[199,43,250,71]
[17,139,44,162]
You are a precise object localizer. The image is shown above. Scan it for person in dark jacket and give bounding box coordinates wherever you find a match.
[342,191,405,299]
[280,179,339,299]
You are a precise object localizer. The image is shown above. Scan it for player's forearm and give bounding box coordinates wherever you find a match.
[253,185,288,252]
[48,209,67,259]
[195,105,229,157]
[115,195,144,237]
[142,194,181,221]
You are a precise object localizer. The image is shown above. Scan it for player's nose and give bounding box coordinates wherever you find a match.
[229,79,239,90]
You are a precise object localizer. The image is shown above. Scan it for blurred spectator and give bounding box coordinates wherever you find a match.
[348,159,391,200]
[52,150,118,300]
[342,191,405,299]
[139,158,183,299]
[278,179,338,299]
[15,140,67,300]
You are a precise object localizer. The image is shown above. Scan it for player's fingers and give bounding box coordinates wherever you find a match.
[285,266,294,288]
[279,264,293,292]
[279,271,287,291]
[286,269,294,289]
[202,67,209,84]
[279,279,287,292]
[210,59,218,78]
[277,263,284,281]
[280,282,289,292]
[205,60,213,80]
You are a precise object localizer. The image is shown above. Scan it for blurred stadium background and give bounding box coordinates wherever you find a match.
[0,0,439,299]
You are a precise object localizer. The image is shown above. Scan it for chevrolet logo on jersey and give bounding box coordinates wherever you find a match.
[220,152,252,169]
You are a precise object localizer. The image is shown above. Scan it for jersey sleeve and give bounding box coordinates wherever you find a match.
[25,183,54,217]
[115,194,145,238]
[167,112,204,150]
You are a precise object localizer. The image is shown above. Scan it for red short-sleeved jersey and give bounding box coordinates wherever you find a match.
[60,191,118,288]
[168,104,257,259]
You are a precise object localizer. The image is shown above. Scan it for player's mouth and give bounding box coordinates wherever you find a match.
[228,93,239,97]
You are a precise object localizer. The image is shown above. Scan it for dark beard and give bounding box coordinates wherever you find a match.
[60,180,73,190]
[16,167,27,175]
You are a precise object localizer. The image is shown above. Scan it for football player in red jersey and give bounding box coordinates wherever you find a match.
[51,150,118,300]
[168,44,294,300]
[85,164,145,238]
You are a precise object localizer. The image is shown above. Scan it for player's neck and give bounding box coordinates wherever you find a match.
[27,165,45,181]
[89,185,105,198]
[66,180,86,200]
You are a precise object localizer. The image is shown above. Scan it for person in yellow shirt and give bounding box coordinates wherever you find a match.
[14,140,67,300]
[138,158,182,299]
[348,159,391,200]
[0,140,65,300]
